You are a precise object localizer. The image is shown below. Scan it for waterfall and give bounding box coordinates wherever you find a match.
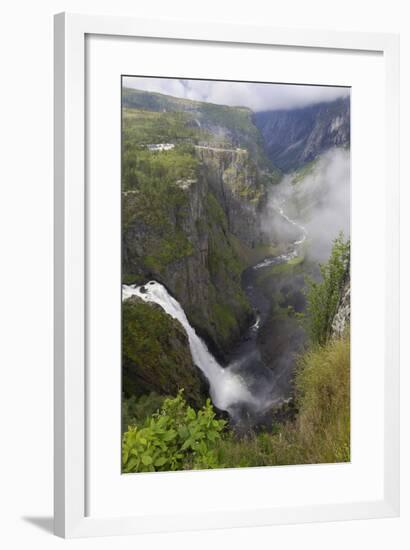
[122,203,307,417]
[122,281,259,412]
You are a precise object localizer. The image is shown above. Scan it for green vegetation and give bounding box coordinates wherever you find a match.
[214,335,350,467]
[122,391,226,472]
[122,144,197,275]
[122,108,206,149]
[122,105,257,355]
[122,298,204,407]
[201,191,253,348]
[256,253,305,284]
[211,303,237,342]
[123,146,198,192]
[254,248,308,327]
[306,233,350,345]
[122,334,350,472]
[120,88,350,472]
[122,392,167,433]
[291,158,319,185]
[122,87,270,165]
[222,158,265,203]
[178,189,253,355]
[121,89,275,354]
[122,238,350,472]
[142,231,194,274]
[268,166,284,185]
[229,237,283,268]
[292,335,350,463]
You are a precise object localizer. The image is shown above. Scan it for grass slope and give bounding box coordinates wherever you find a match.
[122,87,270,166]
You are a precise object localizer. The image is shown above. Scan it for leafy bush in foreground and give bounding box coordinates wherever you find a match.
[122,237,350,472]
[122,391,226,473]
[122,392,166,433]
[122,335,350,472]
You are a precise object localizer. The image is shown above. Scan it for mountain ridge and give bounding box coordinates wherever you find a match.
[123,87,350,172]
[253,96,350,171]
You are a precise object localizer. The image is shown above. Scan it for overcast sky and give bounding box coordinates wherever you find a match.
[123,76,349,112]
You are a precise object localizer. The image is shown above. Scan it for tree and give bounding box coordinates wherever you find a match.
[306,233,350,346]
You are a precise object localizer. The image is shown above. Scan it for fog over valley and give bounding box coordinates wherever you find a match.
[120,81,351,471]
[266,148,350,263]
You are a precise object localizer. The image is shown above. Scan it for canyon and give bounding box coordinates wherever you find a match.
[121,87,350,424]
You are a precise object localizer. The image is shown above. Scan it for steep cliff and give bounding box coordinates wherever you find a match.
[331,279,351,338]
[122,296,206,406]
[195,146,267,246]
[122,145,270,359]
[253,97,350,172]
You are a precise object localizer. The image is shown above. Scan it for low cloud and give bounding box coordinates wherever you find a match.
[304,149,350,261]
[123,76,349,112]
[266,148,350,263]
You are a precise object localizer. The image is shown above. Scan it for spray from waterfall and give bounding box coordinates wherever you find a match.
[122,282,263,413]
[122,197,309,417]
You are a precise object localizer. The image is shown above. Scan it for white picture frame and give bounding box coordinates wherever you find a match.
[54,12,400,538]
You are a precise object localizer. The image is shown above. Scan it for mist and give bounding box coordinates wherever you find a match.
[123,76,349,112]
[266,148,350,263]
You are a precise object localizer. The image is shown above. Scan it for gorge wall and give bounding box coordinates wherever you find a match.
[123,145,270,360]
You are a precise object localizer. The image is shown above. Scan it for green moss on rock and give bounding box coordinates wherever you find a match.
[201,191,253,354]
[122,297,205,407]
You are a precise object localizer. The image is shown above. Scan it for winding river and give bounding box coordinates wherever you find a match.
[123,202,307,428]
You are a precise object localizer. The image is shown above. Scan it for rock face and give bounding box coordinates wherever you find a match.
[253,97,350,172]
[331,280,351,339]
[195,146,267,246]
[122,146,268,360]
[122,296,206,407]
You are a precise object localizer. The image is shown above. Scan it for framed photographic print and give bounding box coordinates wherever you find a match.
[54,13,400,538]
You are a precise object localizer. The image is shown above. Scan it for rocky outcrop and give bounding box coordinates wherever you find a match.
[122,296,206,407]
[331,280,351,338]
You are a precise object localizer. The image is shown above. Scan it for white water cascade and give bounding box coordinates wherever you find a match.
[122,281,260,412]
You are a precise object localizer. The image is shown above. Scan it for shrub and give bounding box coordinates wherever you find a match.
[122,391,226,473]
[122,392,166,433]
